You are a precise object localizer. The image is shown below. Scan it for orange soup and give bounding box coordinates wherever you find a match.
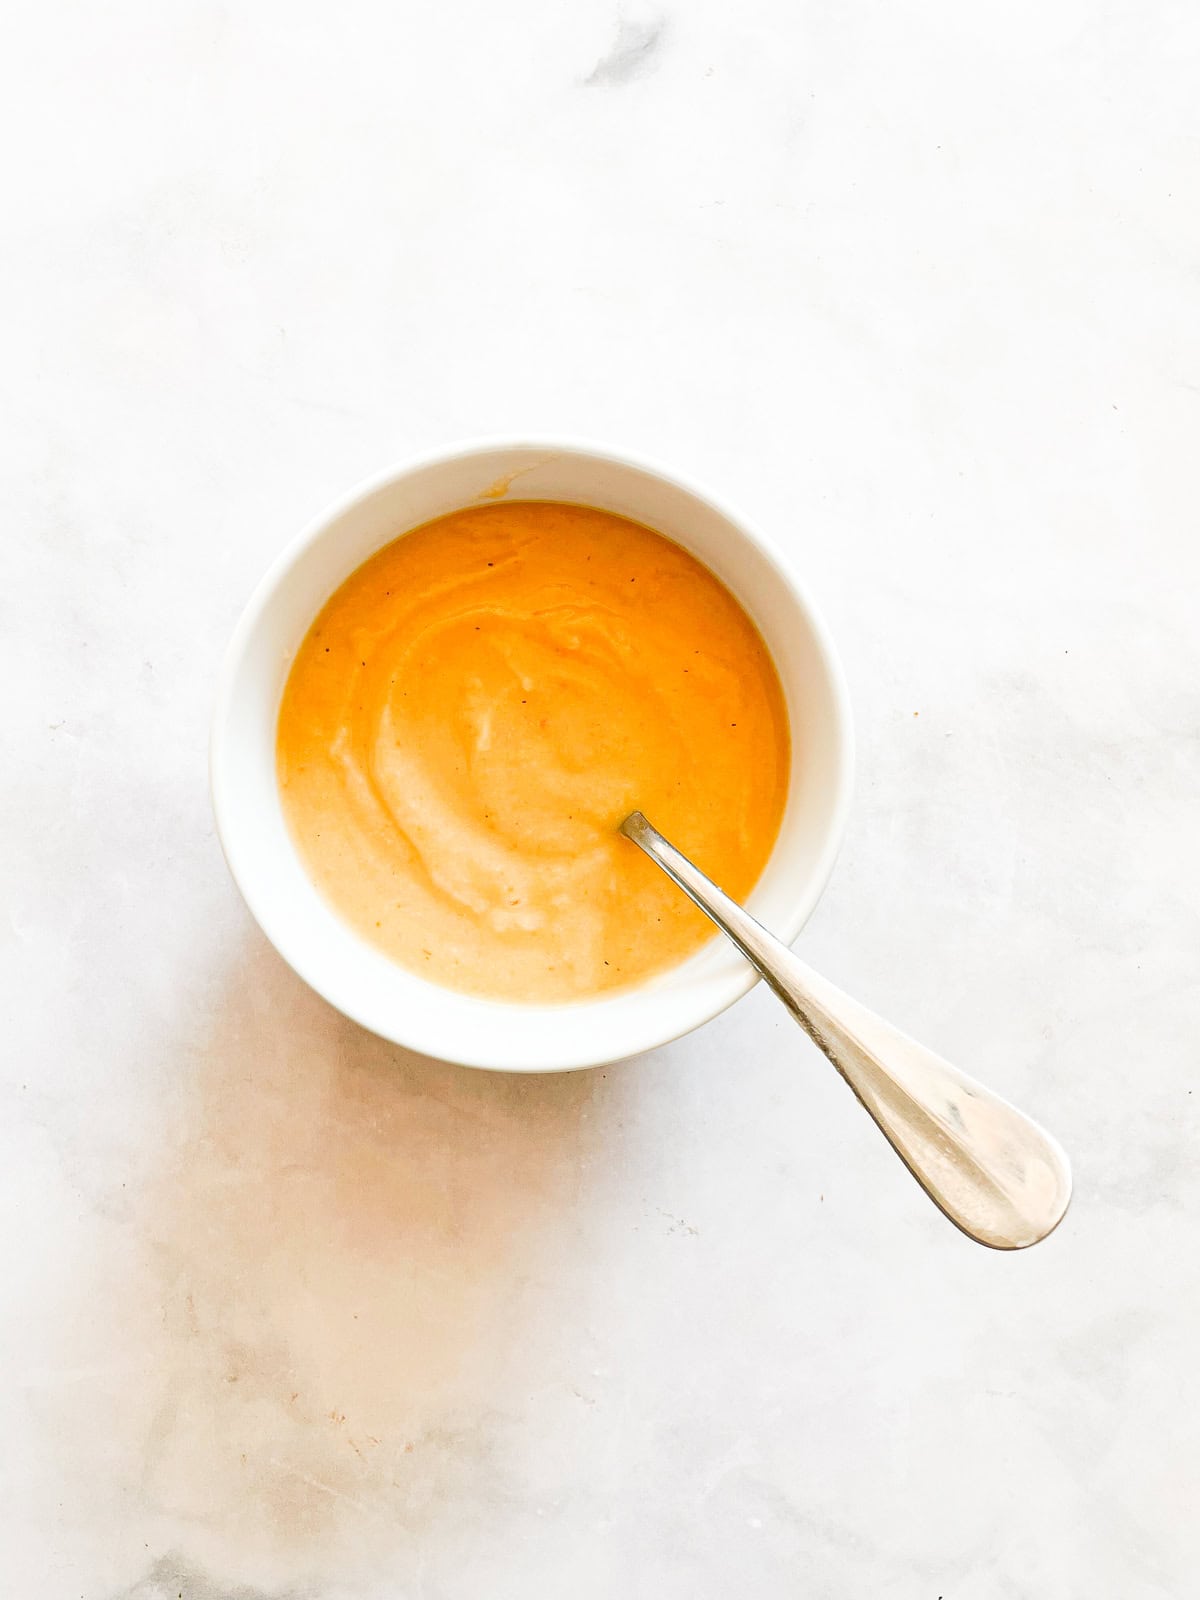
[276,501,789,1001]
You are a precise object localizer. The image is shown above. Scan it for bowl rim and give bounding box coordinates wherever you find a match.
[210,434,855,1070]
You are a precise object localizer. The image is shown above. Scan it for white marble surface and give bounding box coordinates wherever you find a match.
[3,2,1198,1595]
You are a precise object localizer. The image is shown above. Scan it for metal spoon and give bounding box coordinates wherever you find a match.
[620,811,1071,1249]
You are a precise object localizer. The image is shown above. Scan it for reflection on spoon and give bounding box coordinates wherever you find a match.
[620,811,1071,1250]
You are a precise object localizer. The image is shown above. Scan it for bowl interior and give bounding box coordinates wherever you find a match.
[211,442,852,1070]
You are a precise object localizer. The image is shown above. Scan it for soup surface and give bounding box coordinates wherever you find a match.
[277,501,789,1001]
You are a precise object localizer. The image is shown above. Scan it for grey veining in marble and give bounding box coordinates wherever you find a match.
[2,1,1198,1596]
[585,14,668,87]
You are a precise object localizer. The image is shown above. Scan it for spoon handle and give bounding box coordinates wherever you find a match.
[621,812,1071,1250]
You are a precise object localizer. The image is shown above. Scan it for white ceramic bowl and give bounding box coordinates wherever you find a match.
[211,439,853,1071]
